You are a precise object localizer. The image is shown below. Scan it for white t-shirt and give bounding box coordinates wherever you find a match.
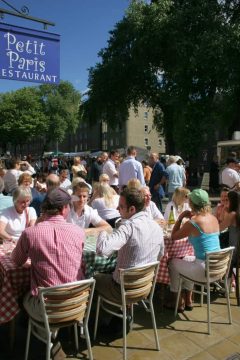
[102,159,118,186]
[59,178,72,190]
[145,201,164,220]
[67,204,102,228]
[91,195,120,220]
[0,206,37,241]
[221,167,240,189]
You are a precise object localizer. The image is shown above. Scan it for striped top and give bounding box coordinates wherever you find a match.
[96,211,164,283]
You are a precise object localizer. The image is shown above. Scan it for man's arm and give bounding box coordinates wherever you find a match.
[137,163,146,185]
[11,232,29,266]
[96,223,131,257]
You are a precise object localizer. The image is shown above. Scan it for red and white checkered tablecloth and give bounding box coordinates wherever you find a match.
[0,245,30,324]
[157,237,194,284]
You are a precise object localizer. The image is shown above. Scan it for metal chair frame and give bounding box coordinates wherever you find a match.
[24,278,95,360]
[174,247,234,334]
[94,261,160,360]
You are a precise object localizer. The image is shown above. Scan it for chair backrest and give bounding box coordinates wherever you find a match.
[206,247,234,281]
[38,278,95,330]
[119,261,159,305]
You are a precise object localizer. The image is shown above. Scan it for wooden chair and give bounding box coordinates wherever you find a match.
[94,261,160,360]
[174,247,234,334]
[24,278,95,360]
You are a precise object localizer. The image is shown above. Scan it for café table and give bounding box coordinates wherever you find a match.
[0,236,117,325]
[0,244,30,324]
[157,235,194,285]
[83,234,117,278]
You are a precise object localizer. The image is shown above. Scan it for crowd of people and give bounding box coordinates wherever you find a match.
[0,146,240,357]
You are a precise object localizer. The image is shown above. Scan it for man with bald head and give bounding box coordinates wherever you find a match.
[46,173,60,191]
[148,153,168,212]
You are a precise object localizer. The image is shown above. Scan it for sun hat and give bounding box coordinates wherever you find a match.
[46,188,71,207]
[188,189,210,207]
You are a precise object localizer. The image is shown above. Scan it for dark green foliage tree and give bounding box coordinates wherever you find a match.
[0,87,48,149]
[39,81,81,144]
[0,81,81,152]
[82,0,240,156]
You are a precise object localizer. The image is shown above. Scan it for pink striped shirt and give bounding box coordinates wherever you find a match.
[11,215,85,296]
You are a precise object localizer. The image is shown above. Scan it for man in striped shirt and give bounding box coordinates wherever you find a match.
[95,187,164,302]
[11,187,85,322]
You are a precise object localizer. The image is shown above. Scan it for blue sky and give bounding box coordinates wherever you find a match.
[0,0,130,93]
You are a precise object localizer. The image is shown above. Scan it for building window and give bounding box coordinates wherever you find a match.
[158,139,162,146]
[144,111,148,120]
[116,138,119,146]
[144,125,148,133]
[144,138,149,146]
[110,139,113,146]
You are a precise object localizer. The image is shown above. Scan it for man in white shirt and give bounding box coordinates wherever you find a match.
[59,169,72,191]
[141,186,165,224]
[119,146,145,189]
[102,150,119,191]
[67,182,111,234]
[221,157,240,189]
[95,187,164,302]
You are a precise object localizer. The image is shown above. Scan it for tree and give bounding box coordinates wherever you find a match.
[0,81,81,154]
[0,87,48,152]
[39,81,81,146]
[82,0,240,157]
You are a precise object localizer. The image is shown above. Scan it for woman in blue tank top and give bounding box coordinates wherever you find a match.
[168,189,220,312]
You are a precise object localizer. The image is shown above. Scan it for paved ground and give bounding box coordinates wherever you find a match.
[0,287,240,360]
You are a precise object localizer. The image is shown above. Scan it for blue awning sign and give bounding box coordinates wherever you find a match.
[0,23,60,84]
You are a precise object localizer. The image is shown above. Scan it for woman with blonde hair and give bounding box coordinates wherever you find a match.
[164,187,191,221]
[0,186,37,242]
[18,172,45,217]
[91,183,120,227]
[127,178,142,190]
[99,173,110,184]
[168,189,220,312]
[71,156,87,179]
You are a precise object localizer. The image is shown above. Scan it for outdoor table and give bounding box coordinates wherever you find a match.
[157,236,194,284]
[0,244,30,324]
[83,235,117,278]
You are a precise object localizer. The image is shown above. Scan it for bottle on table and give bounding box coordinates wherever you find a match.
[168,205,175,231]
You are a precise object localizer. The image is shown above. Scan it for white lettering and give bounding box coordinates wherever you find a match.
[51,75,57,82]
[16,40,24,53]
[25,40,32,54]
[6,51,19,68]
[4,32,16,51]
[22,71,28,79]
[39,42,45,55]
[39,61,45,72]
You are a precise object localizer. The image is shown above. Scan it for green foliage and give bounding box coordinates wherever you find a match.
[39,81,81,142]
[83,0,240,155]
[0,81,81,150]
[0,87,48,145]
